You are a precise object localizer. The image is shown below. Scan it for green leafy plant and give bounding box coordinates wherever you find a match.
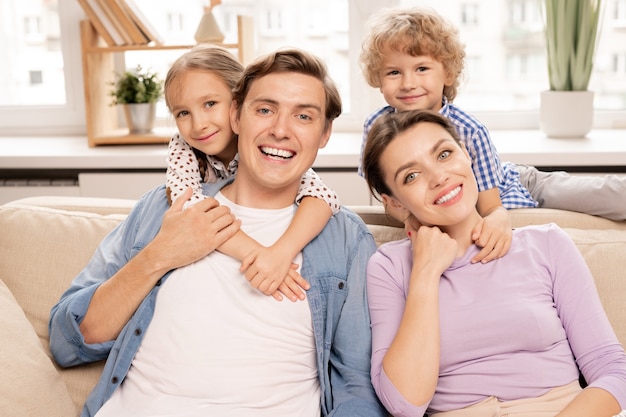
[110,65,163,105]
[543,0,603,91]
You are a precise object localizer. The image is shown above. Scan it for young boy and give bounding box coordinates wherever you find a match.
[359,6,626,227]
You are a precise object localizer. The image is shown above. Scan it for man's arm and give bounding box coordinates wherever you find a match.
[80,189,238,343]
[49,188,239,365]
[329,218,388,417]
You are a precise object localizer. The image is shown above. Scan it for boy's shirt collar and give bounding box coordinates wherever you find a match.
[439,96,451,117]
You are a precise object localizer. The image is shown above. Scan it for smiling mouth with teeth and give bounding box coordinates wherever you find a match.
[435,186,461,205]
[260,146,294,160]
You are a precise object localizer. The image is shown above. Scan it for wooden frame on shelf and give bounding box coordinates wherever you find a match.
[80,16,253,146]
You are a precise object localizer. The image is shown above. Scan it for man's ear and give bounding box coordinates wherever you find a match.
[229,101,240,134]
[319,121,332,149]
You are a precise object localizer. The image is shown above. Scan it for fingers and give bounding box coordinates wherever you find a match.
[213,218,241,249]
[170,187,193,212]
[246,264,309,302]
[274,271,308,302]
[190,195,221,213]
[271,291,284,302]
[471,234,511,264]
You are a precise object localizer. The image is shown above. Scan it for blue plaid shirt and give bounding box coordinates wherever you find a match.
[359,99,537,209]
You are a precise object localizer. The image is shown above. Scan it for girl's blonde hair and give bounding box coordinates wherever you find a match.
[164,43,243,111]
[360,7,465,102]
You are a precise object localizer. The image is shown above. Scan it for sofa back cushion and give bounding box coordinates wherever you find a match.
[0,201,127,413]
[0,278,77,417]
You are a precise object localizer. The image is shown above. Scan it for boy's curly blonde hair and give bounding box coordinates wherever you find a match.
[360,7,466,102]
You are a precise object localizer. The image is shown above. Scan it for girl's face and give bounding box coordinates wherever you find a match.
[168,69,238,165]
[380,121,479,229]
[378,49,453,113]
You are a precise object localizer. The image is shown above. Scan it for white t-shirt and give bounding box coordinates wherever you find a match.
[97,193,320,417]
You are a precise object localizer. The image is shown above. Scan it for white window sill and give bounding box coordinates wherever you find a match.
[0,129,625,171]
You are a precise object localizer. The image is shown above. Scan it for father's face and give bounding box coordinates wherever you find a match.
[230,72,331,192]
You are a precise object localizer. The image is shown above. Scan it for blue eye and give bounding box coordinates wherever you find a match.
[439,150,451,160]
[403,172,418,184]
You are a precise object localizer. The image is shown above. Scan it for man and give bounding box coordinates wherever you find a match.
[49,49,386,417]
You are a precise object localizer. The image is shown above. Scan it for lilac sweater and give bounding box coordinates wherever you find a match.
[367,224,626,416]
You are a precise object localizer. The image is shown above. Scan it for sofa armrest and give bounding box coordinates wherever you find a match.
[2,196,136,216]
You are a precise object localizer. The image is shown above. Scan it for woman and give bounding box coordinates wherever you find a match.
[362,109,626,417]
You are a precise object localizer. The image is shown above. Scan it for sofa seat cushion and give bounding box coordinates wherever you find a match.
[0,278,76,417]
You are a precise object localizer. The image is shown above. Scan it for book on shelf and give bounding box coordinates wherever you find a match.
[93,0,135,45]
[120,0,164,45]
[87,0,129,45]
[102,0,150,45]
[76,0,124,46]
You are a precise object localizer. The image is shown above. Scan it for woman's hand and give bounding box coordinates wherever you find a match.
[407,222,458,281]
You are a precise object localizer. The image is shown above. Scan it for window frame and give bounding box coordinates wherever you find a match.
[0,0,86,135]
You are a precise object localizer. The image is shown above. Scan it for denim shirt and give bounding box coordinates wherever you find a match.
[49,182,386,417]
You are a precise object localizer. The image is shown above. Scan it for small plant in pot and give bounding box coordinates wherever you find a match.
[540,0,603,137]
[110,65,163,134]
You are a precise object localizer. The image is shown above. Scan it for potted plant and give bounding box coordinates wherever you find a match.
[540,0,603,137]
[110,65,163,134]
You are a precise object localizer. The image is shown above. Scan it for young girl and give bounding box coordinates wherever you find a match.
[164,44,340,302]
[362,109,626,417]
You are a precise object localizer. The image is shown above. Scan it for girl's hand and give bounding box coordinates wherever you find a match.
[240,246,310,301]
[471,207,512,263]
[271,264,310,302]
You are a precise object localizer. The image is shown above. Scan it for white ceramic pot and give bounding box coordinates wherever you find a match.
[540,90,594,138]
[123,103,156,134]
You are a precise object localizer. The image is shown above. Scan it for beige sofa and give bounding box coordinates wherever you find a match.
[1,196,625,417]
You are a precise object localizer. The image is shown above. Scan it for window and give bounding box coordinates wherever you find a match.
[0,0,84,134]
[461,3,480,26]
[614,0,626,23]
[1,0,626,135]
[29,70,43,85]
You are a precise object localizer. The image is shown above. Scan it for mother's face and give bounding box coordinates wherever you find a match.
[379,121,479,228]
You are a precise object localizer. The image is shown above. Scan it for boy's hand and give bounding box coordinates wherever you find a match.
[240,246,310,301]
[471,207,512,263]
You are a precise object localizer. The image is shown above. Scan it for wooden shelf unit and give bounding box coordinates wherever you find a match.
[79,16,253,146]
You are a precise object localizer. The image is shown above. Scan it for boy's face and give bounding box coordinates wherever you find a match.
[168,69,238,166]
[378,49,453,113]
